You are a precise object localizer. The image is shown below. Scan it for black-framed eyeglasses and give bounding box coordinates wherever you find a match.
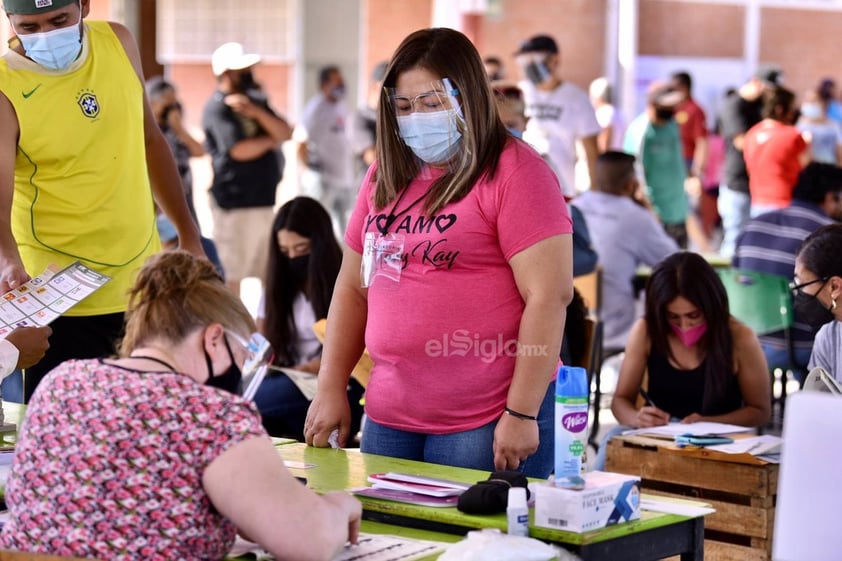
[789,277,828,296]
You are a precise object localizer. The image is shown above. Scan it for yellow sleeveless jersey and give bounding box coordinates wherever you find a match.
[0,21,160,316]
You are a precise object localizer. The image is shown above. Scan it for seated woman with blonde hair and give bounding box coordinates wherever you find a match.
[594,252,771,469]
[0,251,360,560]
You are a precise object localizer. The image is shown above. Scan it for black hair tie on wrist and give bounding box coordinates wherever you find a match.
[504,407,538,421]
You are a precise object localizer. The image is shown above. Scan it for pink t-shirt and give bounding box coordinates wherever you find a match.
[346,140,572,434]
[0,359,267,561]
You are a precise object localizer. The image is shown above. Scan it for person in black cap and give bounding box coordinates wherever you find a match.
[515,34,601,197]
[715,64,783,257]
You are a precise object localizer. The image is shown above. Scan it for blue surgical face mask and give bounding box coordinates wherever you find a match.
[14,11,83,71]
[397,108,463,164]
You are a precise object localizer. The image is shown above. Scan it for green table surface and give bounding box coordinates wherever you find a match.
[278,443,705,547]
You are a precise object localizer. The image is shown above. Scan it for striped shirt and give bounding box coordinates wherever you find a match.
[732,200,834,350]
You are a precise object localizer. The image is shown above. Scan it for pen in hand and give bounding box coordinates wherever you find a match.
[639,387,670,425]
[639,387,658,408]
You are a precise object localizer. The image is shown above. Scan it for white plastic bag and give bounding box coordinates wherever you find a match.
[437,529,580,561]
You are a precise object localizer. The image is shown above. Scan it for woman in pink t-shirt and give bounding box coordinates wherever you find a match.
[304,28,573,478]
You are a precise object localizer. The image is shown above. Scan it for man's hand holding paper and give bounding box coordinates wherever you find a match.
[7,326,51,370]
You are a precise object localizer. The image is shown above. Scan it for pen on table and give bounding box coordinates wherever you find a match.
[639,387,659,409]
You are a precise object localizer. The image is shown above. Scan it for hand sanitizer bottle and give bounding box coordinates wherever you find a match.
[506,486,529,537]
[555,365,589,489]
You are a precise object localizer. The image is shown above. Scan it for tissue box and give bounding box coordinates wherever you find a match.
[533,471,641,533]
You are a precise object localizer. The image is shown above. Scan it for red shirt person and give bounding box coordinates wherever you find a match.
[744,86,810,214]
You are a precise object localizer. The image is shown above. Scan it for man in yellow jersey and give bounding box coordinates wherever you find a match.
[0,0,204,401]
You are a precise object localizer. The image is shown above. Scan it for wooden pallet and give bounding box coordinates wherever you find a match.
[606,434,777,561]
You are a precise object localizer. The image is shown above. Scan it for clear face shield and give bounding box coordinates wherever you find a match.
[225,330,274,400]
[385,78,466,167]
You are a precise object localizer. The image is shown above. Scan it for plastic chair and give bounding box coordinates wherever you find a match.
[573,266,602,318]
[577,315,604,451]
[312,319,373,388]
[717,268,798,420]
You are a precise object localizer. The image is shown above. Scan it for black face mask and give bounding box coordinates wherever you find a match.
[204,338,243,395]
[655,107,675,121]
[288,254,310,285]
[234,71,257,93]
[794,290,835,330]
[524,62,551,85]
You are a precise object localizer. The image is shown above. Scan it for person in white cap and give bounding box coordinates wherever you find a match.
[0,0,204,401]
[202,42,292,296]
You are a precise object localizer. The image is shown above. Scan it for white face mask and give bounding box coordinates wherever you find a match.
[13,10,83,71]
[800,103,824,120]
[397,108,463,164]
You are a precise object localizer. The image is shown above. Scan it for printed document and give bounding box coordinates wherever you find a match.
[0,261,110,336]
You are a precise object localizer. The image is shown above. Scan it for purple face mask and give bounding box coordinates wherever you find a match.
[670,322,708,347]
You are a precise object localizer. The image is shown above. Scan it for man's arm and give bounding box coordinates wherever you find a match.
[166,107,205,158]
[0,93,29,292]
[222,93,291,161]
[580,134,599,189]
[109,22,204,258]
[6,326,51,371]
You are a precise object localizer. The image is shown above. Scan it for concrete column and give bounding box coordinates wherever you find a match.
[744,0,761,71]
[618,0,639,125]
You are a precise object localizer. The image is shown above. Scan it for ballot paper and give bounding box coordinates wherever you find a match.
[0,261,110,336]
[707,434,782,457]
[228,533,449,561]
[640,498,716,517]
[622,421,750,438]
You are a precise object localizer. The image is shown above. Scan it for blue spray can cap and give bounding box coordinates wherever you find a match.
[555,365,588,398]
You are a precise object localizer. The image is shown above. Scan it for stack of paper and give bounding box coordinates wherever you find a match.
[622,421,751,438]
[351,472,470,507]
[708,434,782,462]
[229,533,449,561]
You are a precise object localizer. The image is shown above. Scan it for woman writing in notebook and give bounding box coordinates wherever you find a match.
[0,251,360,560]
[594,252,770,469]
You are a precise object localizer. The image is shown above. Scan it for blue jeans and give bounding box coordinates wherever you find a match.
[0,370,23,403]
[593,424,630,471]
[594,416,684,470]
[717,185,751,258]
[761,343,812,384]
[361,382,555,478]
[254,373,365,442]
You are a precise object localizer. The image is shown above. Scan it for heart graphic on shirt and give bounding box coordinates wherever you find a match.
[434,214,457,233]
[375,214,391,232]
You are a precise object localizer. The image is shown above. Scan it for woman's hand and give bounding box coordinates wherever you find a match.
[322,492,362,546]
[304,389,352,447]
[681,412,704,424]
[493,413,539,471]
[636,405,670,428]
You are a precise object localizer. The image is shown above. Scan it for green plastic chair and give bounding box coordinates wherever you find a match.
[717,268,797,420]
